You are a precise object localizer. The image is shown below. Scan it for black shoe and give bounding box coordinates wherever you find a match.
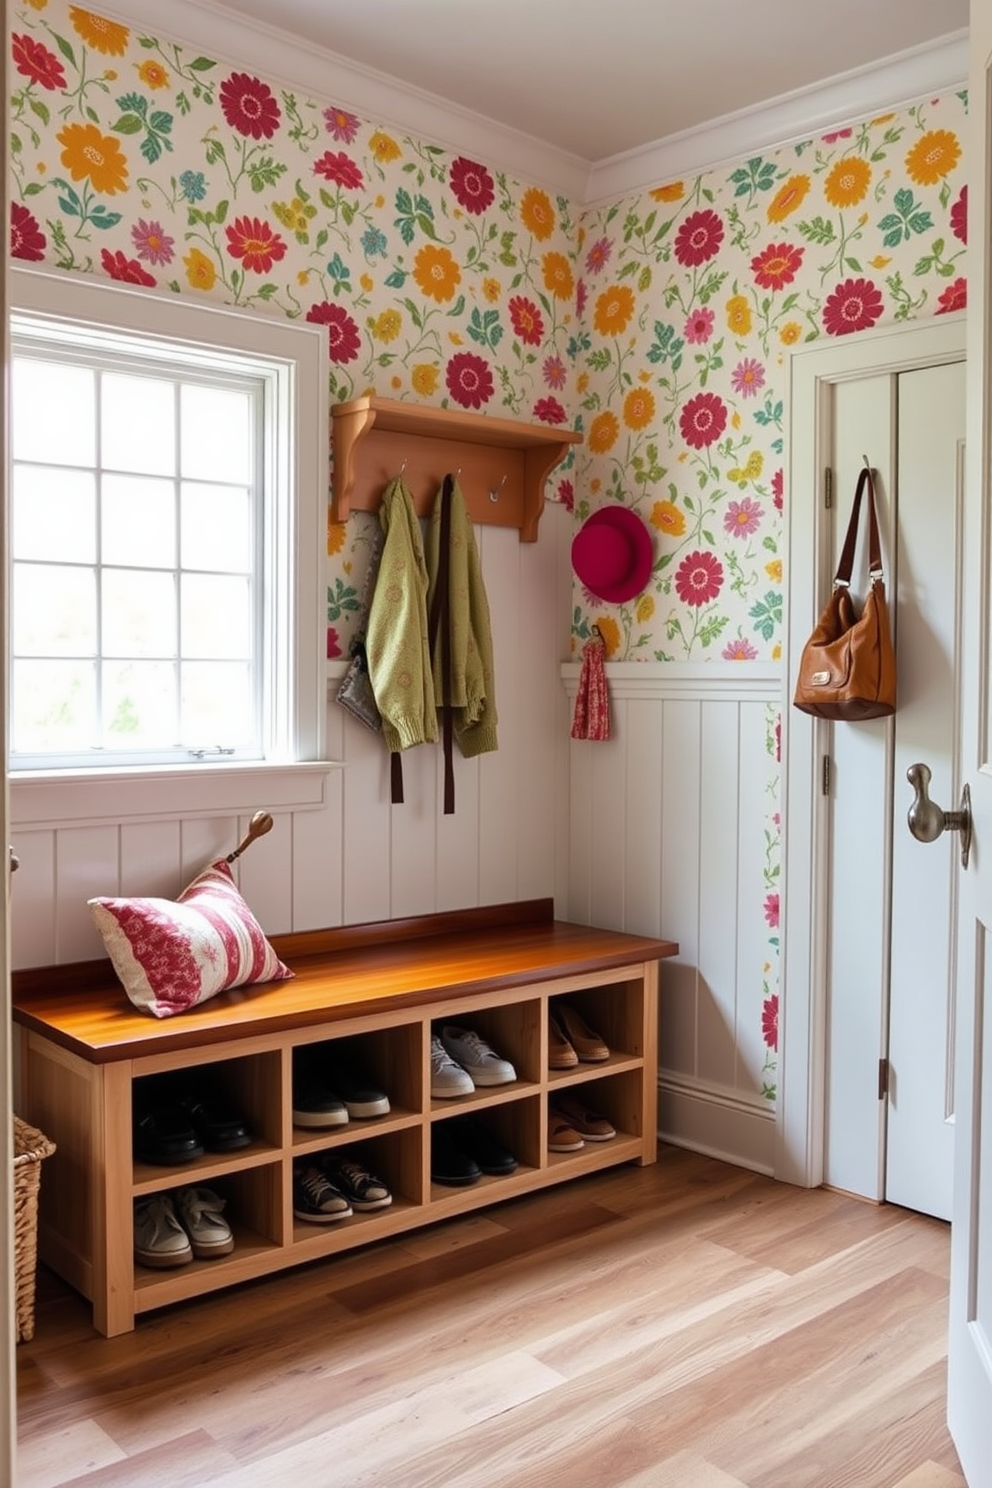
[457,1119,518,1176]
[293,1165,352,1223]
[328,1068,390,1120]
[322,1155,393,1210]
[133,1105,204,1165]
[175,1094,253,1151]
[431,1125,481,1186]
[292,1071,349,1129]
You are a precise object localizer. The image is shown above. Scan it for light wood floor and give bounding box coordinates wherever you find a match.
[15,1145,966,1488]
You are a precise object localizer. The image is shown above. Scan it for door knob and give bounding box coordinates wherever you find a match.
[906,762,972,868]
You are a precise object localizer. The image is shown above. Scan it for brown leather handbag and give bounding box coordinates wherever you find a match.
[793,464,896,720]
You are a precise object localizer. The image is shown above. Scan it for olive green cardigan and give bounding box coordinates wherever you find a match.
[364,476,438,755]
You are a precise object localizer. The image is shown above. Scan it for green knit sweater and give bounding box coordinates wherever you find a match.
[365,477,438,754]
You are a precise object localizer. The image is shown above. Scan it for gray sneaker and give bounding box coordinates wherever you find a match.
[440,1026,516,1087]
[431,1035,475,1098]
[133,1194,193,1269]
[175,1186,234,1258]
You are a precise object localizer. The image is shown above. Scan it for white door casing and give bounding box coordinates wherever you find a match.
[779,314,966,1191]
[789,355,963,1216]
[810,361,966,1217]
[946,0,992,1476]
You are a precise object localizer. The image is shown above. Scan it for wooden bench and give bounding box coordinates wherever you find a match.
[12,899,677,1336]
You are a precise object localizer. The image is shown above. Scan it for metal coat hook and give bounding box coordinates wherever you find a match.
[227,810,274,863]
[489,474,507,504]
[863,454,872,472]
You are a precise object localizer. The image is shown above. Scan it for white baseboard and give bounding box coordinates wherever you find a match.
[658,1074,776,1177]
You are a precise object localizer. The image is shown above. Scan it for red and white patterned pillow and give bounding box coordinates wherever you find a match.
[88,859,293,1018]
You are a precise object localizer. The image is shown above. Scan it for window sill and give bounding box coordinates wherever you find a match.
[10,760,343,830]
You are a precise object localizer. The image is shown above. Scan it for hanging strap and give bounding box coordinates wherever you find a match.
[390,751,404,804]
[834,464,884,590]
[428,474,456,815]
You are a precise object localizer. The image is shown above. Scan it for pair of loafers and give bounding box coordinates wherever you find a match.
[549,1093,616,1152]
[548,1003,610,1069]
[134,1085,252,1165]
[432,1119,518,1186]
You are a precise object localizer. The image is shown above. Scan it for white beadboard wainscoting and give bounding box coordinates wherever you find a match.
[10,510,782,1176]
[562,661,783,1174]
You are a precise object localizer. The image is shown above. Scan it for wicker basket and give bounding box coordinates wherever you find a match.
[13,1116,55,1344]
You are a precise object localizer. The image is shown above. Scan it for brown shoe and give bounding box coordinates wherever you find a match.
[552,1093,616,1142]
[555,1003,610,1062]
[548,1110,585,1153]
[548,1009,579,1070]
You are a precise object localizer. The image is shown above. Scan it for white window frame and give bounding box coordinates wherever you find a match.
[8,265,332,826]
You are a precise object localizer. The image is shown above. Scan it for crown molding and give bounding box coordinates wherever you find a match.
[96,1,967,206]
[585,30,969,205]
[95,0,591,199]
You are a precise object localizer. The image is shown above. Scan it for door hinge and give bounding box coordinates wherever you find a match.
[878,1057,889,1100]
[825,466,833,509]
[822,755,831,796]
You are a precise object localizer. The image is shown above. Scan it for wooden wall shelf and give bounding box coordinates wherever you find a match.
[331,396,582,543]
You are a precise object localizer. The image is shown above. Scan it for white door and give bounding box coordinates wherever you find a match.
[817,359,964,1219]
[946,1,992,1476]
[780,315,966,1199]
[886,360,966,1221]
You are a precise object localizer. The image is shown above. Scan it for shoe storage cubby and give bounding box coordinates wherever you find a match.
[429,995,543,1114]
[292,1128,424,1245]
[546,1071,645,1171]
[548,979,645,1070]
[290,1022,423,1154]
[13,899,676,1335]
[430,1094,543,1204]
[132,1161,286,1311]
[132,1049,283,1190]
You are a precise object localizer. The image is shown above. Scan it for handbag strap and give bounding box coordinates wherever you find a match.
[834,465,884,589]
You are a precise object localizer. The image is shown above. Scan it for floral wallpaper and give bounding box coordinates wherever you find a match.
[570,102,966,1105]
[7,1,968,1107]
[574,101,968,664]
[8,0,581,660]
[8,3,967,666]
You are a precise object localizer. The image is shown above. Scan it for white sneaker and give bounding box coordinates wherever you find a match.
[431,1035,475,1098]
[134,1194,193,1269]
[175,1186,235,1258]
[440,1026,516,1087]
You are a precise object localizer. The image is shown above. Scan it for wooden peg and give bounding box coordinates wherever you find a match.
[227,810,274,863]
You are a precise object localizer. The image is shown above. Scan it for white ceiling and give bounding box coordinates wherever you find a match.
[194,0,968,162]
[102,0,970,200]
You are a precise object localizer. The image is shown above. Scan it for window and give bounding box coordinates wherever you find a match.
[9,266,327,776]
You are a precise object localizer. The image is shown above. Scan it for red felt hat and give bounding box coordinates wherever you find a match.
[571,505,654,604]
